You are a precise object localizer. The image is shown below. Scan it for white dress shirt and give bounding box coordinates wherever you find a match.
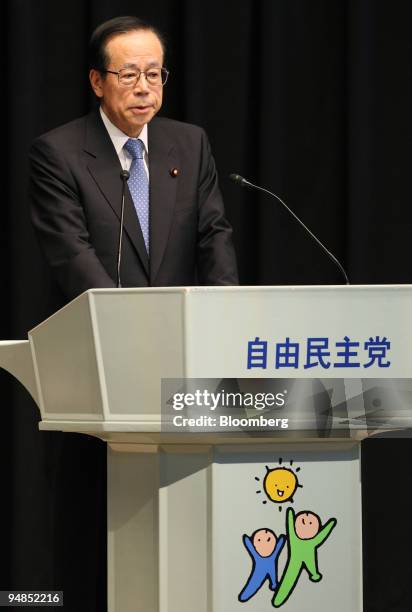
[100,107,149,177]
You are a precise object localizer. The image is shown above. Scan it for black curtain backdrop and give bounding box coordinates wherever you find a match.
[1,1,412,610]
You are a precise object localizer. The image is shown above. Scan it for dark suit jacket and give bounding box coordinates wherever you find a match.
[29,111,238,301]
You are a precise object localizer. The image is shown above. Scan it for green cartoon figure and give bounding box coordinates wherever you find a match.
[273,507,337,607]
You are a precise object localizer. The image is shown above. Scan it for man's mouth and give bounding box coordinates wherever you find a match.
[130,105,151,113]
[277,489,284,497]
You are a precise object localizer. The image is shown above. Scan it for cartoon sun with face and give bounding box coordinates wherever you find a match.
[255,458,302,511]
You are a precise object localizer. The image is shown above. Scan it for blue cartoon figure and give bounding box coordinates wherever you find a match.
[238,528,286,602]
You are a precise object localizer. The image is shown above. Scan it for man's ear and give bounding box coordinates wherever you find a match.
[89,69,104,98]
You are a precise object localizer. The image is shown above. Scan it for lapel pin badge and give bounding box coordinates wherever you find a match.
[170,167,179,178]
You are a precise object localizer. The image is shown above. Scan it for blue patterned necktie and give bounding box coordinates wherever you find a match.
[124,138,149,253]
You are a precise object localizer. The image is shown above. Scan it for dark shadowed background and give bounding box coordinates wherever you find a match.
[1,1,411,610]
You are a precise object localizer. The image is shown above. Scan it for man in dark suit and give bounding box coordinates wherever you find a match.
[30,16,238,302]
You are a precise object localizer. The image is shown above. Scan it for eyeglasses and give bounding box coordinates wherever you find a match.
[103,66,169,87]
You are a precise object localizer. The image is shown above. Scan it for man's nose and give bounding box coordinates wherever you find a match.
[134,73,150,93]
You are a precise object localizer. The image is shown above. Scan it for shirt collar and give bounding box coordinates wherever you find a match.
[99,107,149,155]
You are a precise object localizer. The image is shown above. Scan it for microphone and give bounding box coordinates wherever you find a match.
[229,173,349,285]
[116,169,130,288]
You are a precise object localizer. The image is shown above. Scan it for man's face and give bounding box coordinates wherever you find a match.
[89,29,164,137]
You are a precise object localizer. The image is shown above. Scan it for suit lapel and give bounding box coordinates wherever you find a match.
[84,111,149,276]
[148,119,179,283]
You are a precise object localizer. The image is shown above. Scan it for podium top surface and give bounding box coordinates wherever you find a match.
[82,284,412,292]
[29,283,412,333]
[63,284,412,296]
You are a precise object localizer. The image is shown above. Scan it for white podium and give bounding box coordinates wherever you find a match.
[1,285,411,612]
